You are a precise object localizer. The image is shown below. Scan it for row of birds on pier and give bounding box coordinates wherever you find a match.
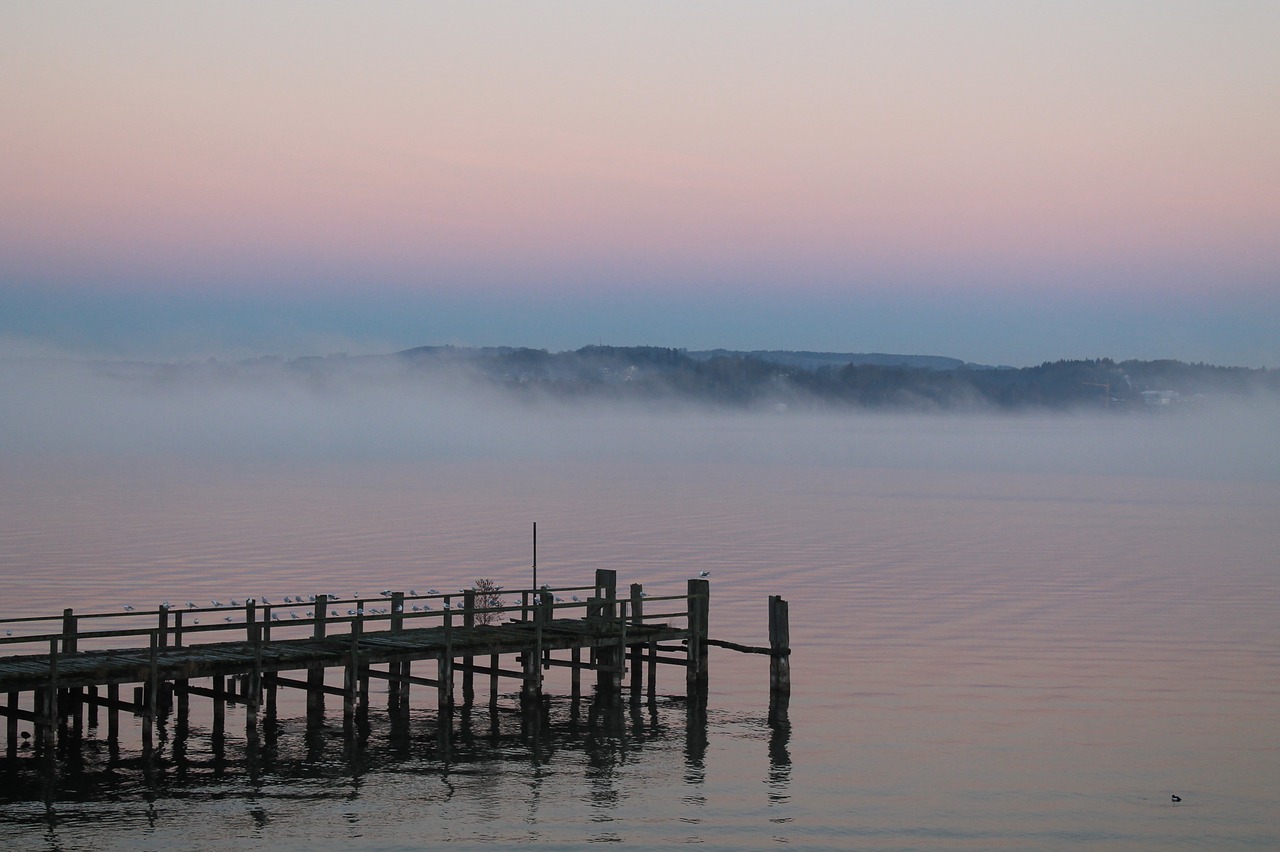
[124,588,447,614]
[118,572,711,619]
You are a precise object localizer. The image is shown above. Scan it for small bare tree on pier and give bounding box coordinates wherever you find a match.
[472,578,504,626]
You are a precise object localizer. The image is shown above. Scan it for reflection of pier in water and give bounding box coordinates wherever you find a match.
[1,570,790,772]
[0,683,791,840]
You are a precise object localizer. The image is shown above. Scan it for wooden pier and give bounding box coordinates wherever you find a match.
[0,570,789,756]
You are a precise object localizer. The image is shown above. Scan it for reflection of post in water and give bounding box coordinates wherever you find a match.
[683,685,708,781]
[767,689,792,802]
[244,705,262,786]
[435,704,453,764]
[521,694,552,764]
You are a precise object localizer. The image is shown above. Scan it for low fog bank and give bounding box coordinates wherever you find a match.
[2,353,1277,483]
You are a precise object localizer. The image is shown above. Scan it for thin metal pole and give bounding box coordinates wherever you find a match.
[532,521,538,592]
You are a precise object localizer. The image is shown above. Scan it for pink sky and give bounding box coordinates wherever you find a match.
[2,2,1277,364]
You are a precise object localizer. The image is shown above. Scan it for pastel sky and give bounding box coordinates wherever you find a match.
[2,1,1278,366]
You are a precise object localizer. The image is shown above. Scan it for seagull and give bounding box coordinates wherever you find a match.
[571,595,581,602]
[271,613,281,621]
[230,599,240,607]
[422,603,432,611]
[123,605,135,612]
[192,619,199,624]
[290,612,300,619]
[261,597,271,605]
[698,570,710,578]
[379,589,392,597]
[211,600,222,607]
[224,616,234,622]
[1171,794,1181,803]
[187,602,197,609]
[408,588,418,596]
[428,589,439,595]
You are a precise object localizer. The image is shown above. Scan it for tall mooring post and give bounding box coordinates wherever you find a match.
[593,569,619,692]
[687,578,709,688]
[768,595,790,695]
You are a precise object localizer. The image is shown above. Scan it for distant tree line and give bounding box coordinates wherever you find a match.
[398,346,1280,411]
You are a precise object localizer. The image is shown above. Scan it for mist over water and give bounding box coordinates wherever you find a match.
[4,355,1277,479]
[2,355,1279,849]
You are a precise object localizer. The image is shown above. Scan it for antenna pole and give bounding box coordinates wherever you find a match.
[533,522,537,591]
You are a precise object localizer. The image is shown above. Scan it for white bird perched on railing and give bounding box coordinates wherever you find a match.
[698,571,710,578]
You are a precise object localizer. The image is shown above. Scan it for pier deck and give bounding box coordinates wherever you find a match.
[0,616,684,694]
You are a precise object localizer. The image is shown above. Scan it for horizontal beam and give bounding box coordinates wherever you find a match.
[705,638,789,656]
[272,676,346,697]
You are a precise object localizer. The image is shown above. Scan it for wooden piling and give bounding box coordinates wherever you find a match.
[629,584,644,697]
[769,595,790,696]
[107,683,119,740]
[687,578,710,687]
[5,692,16,756]
[308,594,328,717]
[45,637,58,749]
[462,589,475,705]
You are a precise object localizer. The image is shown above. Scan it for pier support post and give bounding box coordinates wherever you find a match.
[439,599,454,713]
[593,571,620,693]
[489,654,499,708]
[107,683,119,741]
[687,578,709,689]
[6,692,17,756]
[62,608,82,734]
[346,610,363,719]
[390,592,407,711]
[462,589,475,706]
[44,639,59,750]
[522,591,551,703]
[629,584,644,698]
[769,596,790,696]
[212,675,226,734]
[308,595,328,718]
[248,620,262,726]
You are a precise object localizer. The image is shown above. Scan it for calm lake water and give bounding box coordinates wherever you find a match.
[1,366,1278,849]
